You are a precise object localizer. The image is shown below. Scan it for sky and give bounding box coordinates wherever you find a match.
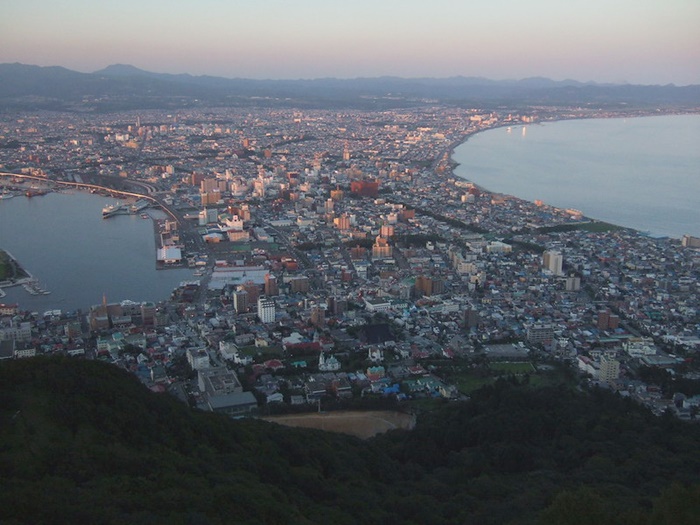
[2,0,699,85]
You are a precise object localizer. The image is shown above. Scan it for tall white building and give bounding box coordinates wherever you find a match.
[257,297,275,324]
[599,355,620,383]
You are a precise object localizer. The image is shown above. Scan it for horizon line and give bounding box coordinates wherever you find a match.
[3,61,697,88]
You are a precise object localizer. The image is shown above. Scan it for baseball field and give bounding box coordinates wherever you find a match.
[263,410,416,439]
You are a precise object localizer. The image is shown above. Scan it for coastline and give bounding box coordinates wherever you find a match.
[445,112,700,239]
[0,249,34,297]
[440,118,601,227]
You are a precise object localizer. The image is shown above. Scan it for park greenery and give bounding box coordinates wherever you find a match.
[534,221,626,234]
[0,250,29,282]
[1,356,699,524]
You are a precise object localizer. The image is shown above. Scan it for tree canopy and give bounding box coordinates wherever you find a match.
[1,357,699,524]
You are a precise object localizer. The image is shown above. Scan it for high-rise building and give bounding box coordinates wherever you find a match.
[264,274,279,297]
[464,308,480,329]
[415,275,431,297]
[232,289,248,314]
[608,314,620,330]
[257,297,275,324]
[350,245,367,260]
[200,190,221,206]
[350,180,380,197]
[327,296,347,316]
[371,236,392,259]
[682,235,700,248]
[88,304,110,332]
[527,323,554,345]
[542,250,564,276]
[599,355,620,383]
[598,309,620,331]
[200,178,218,193]
[64,321,83,339]
[190,172,206,186]
[141,302,156,326]
[310,306,325,327]
[242,280,261,306]
[415,275,443,297]
[289,276,310,294]
[431,278,445,295]
[380,224,395,238]
[399,209,415,221]
[565,275,581,291]
[334,214,351,231]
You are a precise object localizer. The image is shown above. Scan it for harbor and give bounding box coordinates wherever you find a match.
[102,198,151,218]
[0,191,194,312]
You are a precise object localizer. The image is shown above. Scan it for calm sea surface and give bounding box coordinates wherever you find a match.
[452,114,700,238]
[0,192,193,313]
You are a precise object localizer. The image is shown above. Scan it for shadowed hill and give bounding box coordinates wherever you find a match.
[1,357,699,524]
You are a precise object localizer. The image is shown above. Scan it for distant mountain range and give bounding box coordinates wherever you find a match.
[1,62,699,112]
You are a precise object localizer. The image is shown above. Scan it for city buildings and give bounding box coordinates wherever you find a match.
[0,104,697,420]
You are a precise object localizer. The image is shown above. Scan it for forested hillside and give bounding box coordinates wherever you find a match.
[1,357,698,524]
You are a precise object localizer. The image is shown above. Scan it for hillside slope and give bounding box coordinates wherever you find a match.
[1,357,699,524]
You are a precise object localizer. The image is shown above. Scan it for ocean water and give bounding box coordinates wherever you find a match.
[0,191,194,313]
[452,114,700,238]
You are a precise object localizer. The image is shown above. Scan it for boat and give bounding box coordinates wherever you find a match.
[103,203,125,218]
[141,213,149,219]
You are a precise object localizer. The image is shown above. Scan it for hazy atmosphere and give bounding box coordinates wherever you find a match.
[2,0,699,84]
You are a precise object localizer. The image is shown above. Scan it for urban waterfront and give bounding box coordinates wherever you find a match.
[452,114,700,239]
[0,191,193,312]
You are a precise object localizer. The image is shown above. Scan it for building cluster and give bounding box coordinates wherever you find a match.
[1,105,699,420]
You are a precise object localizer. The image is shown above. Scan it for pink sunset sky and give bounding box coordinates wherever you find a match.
[2,0,698,84]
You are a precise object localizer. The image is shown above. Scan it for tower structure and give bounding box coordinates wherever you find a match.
[599,355,620,383]
[257,297,275,324]
[264,274,279,297]
[232,289,248,314]
[542,250,564,276]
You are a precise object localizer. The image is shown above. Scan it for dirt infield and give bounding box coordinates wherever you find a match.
[262,410,416,439]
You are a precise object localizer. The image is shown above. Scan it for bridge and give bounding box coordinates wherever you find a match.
[0,171,180,225]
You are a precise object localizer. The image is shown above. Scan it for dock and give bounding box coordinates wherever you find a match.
[21,278,51,295]
[103,199,151,219]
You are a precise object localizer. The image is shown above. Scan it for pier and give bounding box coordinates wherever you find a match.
[22,278,51,296]
[102,199,151,219]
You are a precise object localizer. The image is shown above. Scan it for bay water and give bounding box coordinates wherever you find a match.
[452,114,700,238]
[0,191,193,313]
